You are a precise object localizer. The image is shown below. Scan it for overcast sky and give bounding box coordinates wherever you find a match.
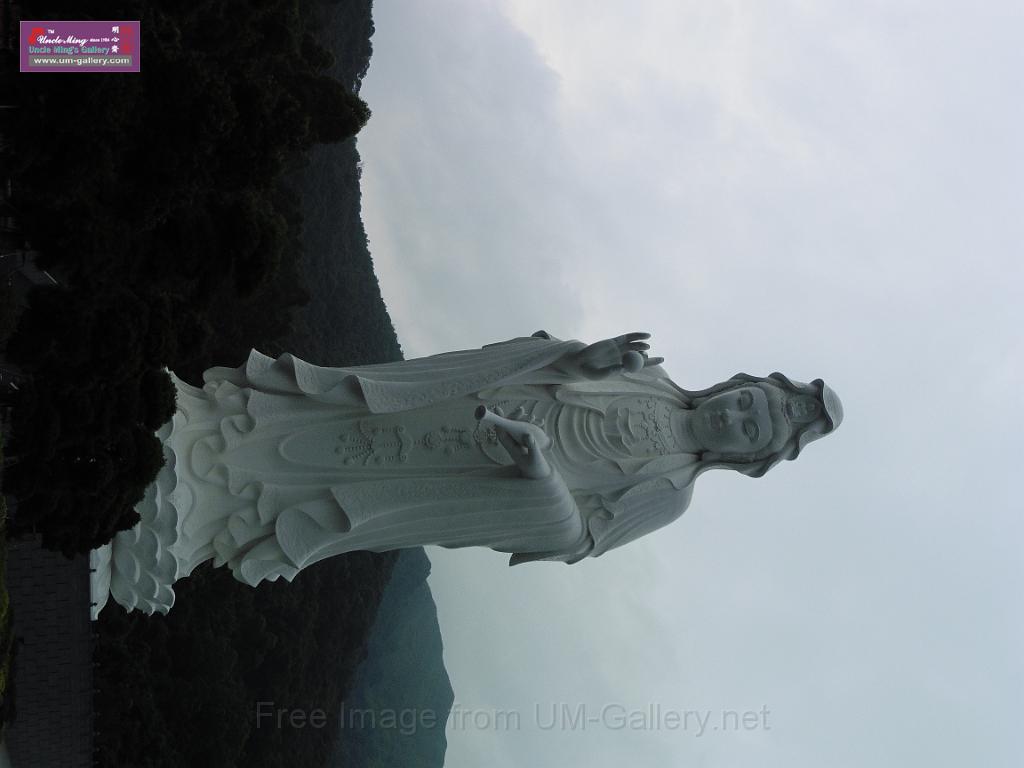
[355,1,1023,765]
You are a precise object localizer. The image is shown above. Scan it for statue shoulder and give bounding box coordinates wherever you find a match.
[586,483,693,558]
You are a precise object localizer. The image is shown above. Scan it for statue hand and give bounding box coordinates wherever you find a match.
[562,332,664,380]
[491,406,552,480]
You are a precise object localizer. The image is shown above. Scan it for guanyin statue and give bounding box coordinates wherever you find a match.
[89,330,843,619]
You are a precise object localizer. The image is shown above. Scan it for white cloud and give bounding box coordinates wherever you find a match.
[358,1,1024,765]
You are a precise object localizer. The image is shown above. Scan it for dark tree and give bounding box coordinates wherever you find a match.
[2,0,377,555]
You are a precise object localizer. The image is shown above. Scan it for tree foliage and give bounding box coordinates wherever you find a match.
[1,0,375,553]
[1,4,407,763]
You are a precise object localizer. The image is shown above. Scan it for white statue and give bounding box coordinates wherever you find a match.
[89,331,842,619]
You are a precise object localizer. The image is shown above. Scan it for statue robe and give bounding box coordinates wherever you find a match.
[91,334,704,617]
[196,334,701,574]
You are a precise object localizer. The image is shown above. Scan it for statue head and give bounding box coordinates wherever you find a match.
[686,373,843,478]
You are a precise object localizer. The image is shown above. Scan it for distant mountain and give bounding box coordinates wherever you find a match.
[277,135,402,368]
[333,549,455,767]
[281,5,454,768]
[276,0,403,369]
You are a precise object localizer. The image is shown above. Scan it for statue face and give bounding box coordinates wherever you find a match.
[691,386,774,454]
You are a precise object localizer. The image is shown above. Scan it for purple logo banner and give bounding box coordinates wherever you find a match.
[21,20,140,73]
